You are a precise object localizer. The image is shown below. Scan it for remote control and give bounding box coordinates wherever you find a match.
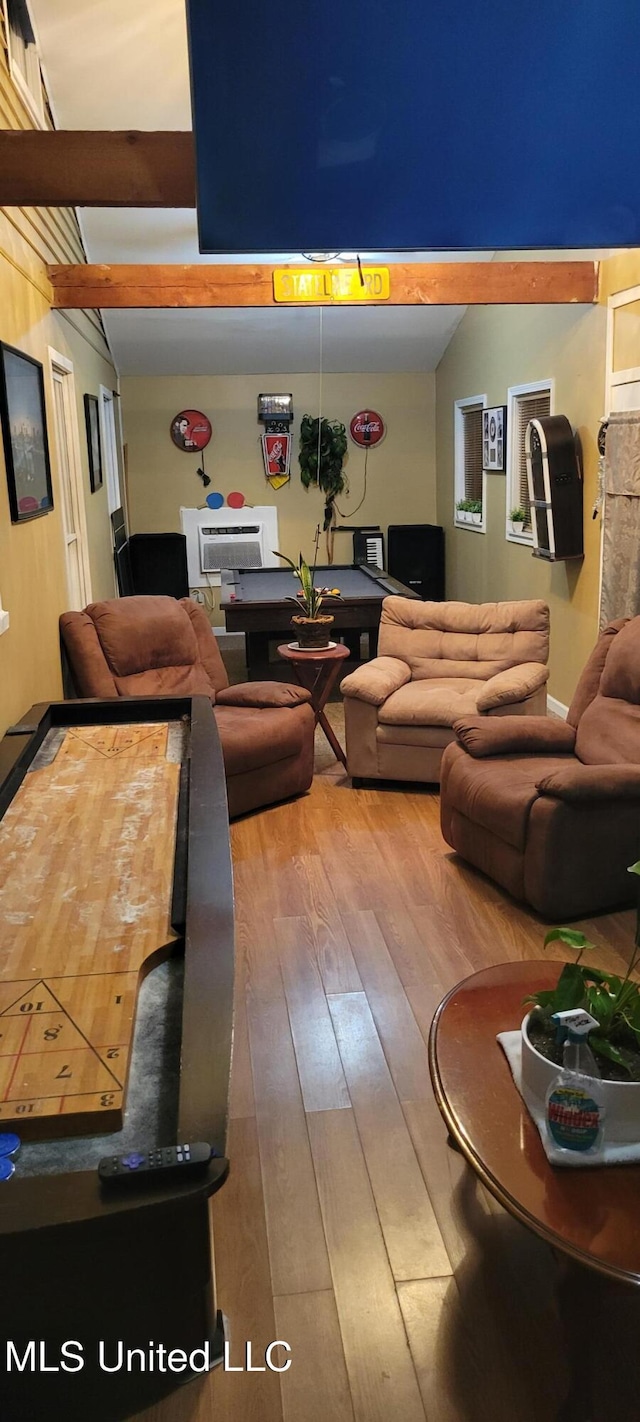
[98,1142,213,1188]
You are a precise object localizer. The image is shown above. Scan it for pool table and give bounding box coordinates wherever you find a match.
[220,564,419,675]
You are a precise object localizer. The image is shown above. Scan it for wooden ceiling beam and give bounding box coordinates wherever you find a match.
[0,131,195,208]
[49,261,599,309]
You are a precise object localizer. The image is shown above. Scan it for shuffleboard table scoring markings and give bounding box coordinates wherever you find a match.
[0,979,126,1106]
[0,722,181,1140]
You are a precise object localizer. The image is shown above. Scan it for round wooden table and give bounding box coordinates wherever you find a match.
[429,960,640,1284]
[277,642,350,767]
[429,961,640,1421]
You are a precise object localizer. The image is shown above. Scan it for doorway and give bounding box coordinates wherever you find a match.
[48,349,92,610]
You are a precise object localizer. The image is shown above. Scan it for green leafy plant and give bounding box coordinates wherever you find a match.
[468,500,483,514]
[510,507,526,523]
[456,498,471,512]
[525,862,640,1080]
[298,415,348,531]
[273,550,323,618]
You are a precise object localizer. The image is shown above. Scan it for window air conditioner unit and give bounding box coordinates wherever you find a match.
[180,506,279,588]
[198,523,264,572]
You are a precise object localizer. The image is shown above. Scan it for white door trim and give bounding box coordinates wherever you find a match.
[48,347,93,608]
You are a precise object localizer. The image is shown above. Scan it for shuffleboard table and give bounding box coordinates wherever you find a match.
[220,563,420,676]
[0,695,234,1422]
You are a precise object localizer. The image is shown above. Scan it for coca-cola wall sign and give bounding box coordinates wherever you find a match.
[349,410,386,447]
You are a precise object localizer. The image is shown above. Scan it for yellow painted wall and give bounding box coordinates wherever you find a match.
[435,297,609,707]
[0,22,118,737]
[121,372,436,623]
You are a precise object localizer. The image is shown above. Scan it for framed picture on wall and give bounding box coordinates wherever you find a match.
[84,394,103,493]
[0,343,54,522]
[482,405,507,471]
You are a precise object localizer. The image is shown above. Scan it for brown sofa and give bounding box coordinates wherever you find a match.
[340,597,550,784]
[60,596,315,819]
[440,617,640,918]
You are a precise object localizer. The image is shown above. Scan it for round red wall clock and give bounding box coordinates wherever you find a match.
[349,410,386,447]
[170,410,212,452]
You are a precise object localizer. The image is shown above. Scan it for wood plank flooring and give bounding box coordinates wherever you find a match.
[140,708,640,1422]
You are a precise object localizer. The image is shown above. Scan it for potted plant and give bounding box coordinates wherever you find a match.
[456,499,471,524]
[274,546,335,649]
[468,499,483,526]
[299,415,348,562]
[520,862,640,1143]
[509,506,527,536]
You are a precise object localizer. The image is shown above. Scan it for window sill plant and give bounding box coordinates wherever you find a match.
[274,547,335,649]
[520,862,640,1144]
[456,499,482,525]
[468,499,483,525]
[509,507,528,536]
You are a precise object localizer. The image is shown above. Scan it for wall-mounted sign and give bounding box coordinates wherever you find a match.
[170,410,212,452]
[273,268,390,303]
[258,392,294,422]
[262,432,292,489]
[258,392,293,489]
[349,410,386,447]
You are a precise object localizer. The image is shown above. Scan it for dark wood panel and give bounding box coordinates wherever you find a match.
[0,130,195,206]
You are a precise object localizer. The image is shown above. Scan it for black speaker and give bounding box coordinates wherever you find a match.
[127,533,190,599]
[526,416,583,561]
[387,524,445,601]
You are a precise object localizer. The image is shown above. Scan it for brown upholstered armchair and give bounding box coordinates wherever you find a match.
[340,597,550,785]
[440,617,640,919]
[60,596,315,819]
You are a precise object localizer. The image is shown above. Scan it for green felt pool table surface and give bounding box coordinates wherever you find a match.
[220,564,414,605]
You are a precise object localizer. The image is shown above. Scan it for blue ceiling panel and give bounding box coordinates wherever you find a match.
[187,0,640,252]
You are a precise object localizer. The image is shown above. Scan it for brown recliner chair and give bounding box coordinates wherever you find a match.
[60,596,315,820]
[440,617,640,919]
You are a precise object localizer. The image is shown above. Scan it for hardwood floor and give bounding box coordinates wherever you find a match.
[140,709,640,1422]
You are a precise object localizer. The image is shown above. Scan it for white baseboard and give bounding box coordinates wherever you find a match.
[547,693,569,720]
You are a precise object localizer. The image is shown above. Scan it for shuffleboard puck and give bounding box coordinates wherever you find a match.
[0,1133,20,1158]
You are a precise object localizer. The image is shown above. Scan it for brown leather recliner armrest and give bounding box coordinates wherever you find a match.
[453,715,577,758]
[536,764,640,801]
[215,681,312,709]
[476,662,549,711]
[340,656,411,705]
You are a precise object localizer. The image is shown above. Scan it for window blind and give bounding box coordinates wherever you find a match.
[463,405,484,503]
[515,391,551,527]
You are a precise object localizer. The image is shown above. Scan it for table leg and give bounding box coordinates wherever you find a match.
[317,710,348,767]
[245,631,270,678]
[287,658,348,766]
[342,630,361,659]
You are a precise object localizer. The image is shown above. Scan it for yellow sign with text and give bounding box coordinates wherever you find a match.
[273,267,390,303]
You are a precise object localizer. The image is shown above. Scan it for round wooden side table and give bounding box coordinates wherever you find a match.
[277,642,350,767]
[429,961,640,1421]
